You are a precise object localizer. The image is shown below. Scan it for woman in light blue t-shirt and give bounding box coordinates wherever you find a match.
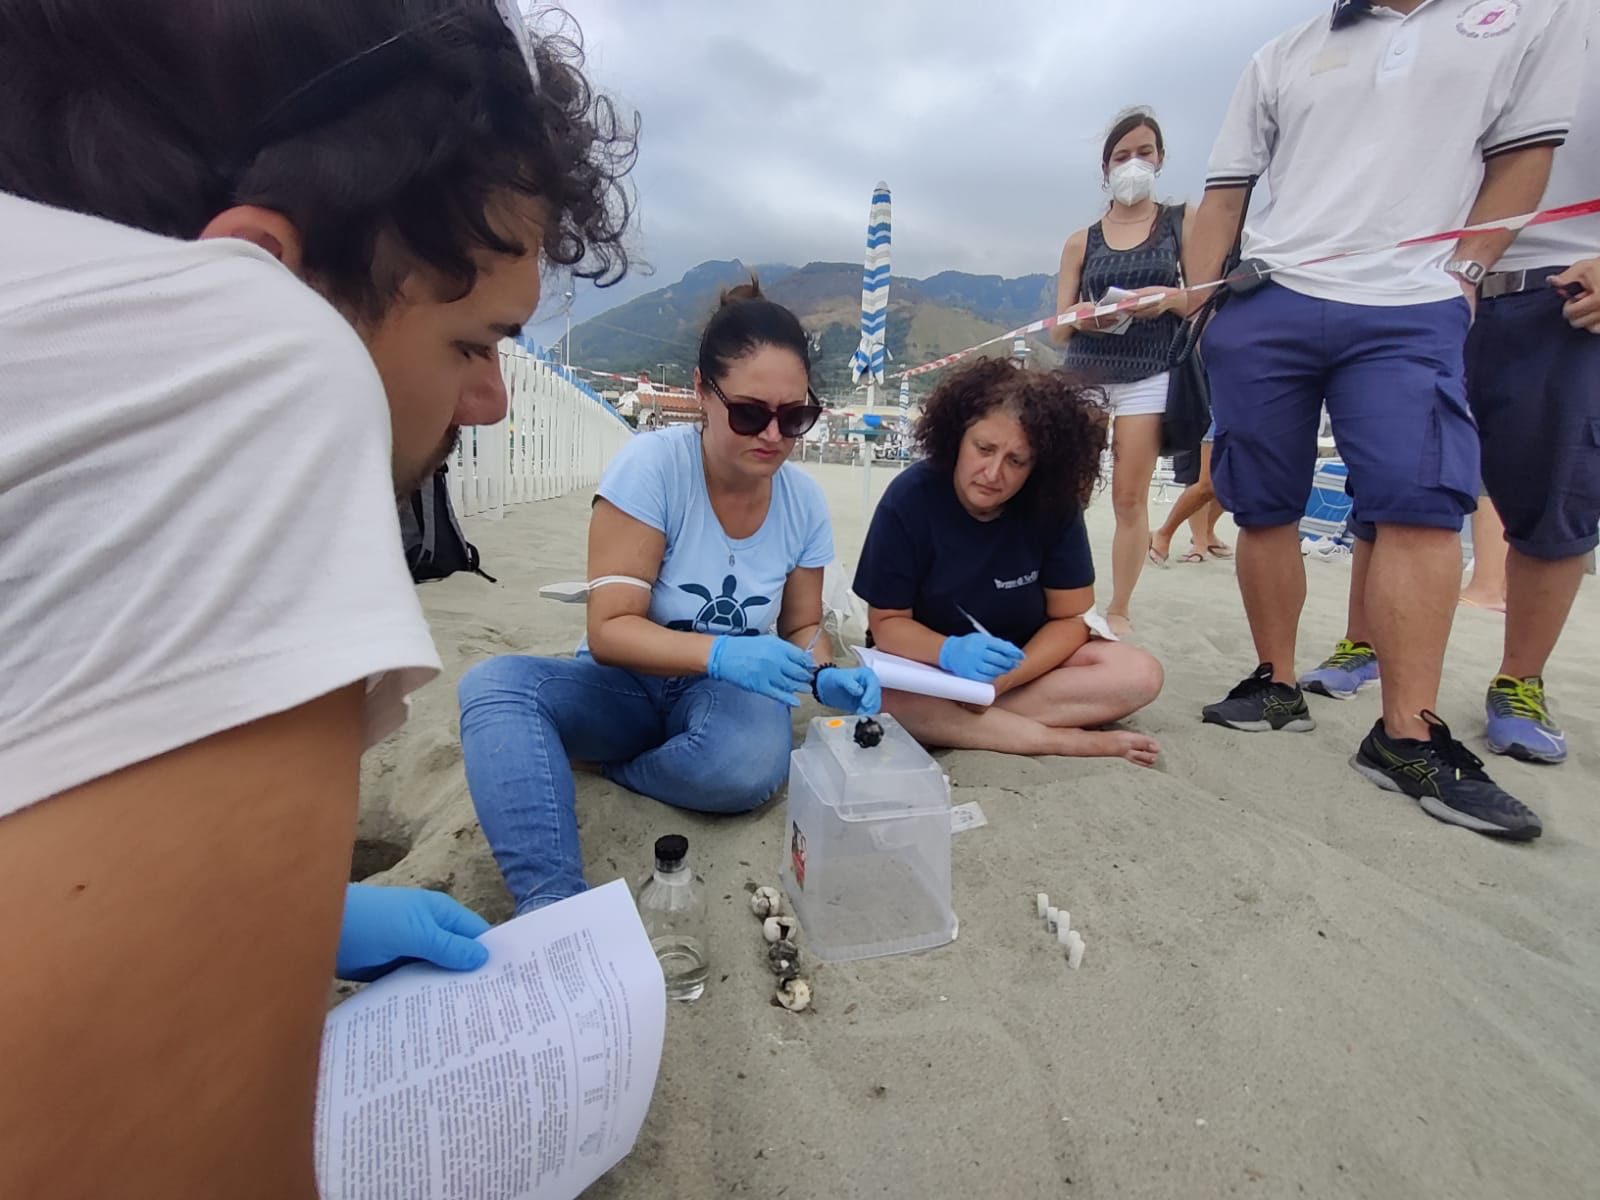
[459,282,880,915]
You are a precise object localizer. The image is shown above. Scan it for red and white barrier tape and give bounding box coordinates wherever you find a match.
[894,195,1600,381]
[561,362,697,397]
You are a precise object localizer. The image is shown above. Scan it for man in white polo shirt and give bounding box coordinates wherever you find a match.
[1303,19,1600,769]
[1187,0,1584,841]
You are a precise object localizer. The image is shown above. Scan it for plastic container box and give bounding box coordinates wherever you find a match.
[780,714,957,963]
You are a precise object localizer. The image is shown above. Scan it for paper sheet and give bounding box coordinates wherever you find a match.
[314,880,665,1200]
[854,645,996,706]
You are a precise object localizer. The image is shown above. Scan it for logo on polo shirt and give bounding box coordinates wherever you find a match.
[1456,0,1520,38]
[994,570,1040,590]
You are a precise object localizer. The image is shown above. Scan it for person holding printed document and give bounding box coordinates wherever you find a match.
[1052,108,1196,636]
[852,358,1164,766]
[1189,0,1584,839]
[459,282,880,915]
[0,1,634,1194]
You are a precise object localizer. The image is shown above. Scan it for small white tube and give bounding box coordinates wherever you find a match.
[1057,910,1071,937]
[1046,906,1060,931]
[1056,923,1072,947]
[1067,936,1086,970]
[1036,893,1049,920]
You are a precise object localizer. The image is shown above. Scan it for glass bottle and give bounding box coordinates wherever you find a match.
[637,834,709,1002]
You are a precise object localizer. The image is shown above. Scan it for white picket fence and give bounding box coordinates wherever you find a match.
[446,340,633,519]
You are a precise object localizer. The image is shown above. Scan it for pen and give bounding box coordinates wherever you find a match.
[956,605,993,638]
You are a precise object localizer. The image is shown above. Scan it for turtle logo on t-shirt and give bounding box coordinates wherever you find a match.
[669,574,771,635]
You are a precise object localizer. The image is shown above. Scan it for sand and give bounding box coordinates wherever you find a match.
[357,461,1600,1200]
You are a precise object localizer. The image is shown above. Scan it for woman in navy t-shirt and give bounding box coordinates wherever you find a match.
[854,359,1164,765]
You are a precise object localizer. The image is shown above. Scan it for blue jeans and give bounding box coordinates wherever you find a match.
[458,654,793,914]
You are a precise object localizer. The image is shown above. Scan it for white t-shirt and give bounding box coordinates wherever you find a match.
[1500,9,1598,271]
[0,194,441,820]
[592,424,832,639]
[1206,0,1585,305]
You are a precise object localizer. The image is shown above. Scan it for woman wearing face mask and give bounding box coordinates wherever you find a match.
[853,358,1163,765]
[1052,108,1194,637]
[459,281,881,915]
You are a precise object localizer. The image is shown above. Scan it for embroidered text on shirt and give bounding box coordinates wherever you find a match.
[994,571,1040,590]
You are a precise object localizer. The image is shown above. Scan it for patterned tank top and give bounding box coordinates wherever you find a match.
[1061,203,1184,386]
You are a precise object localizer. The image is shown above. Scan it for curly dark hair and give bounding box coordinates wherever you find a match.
[0,0,636,316]
[913,358,1109,519]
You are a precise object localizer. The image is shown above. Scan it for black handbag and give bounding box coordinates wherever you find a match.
[1162,181,1259,457]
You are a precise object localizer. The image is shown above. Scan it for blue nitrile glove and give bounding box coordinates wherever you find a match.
[938,632,1026,682]
[706,634,816,706]
[336,884,492,983]
[815,666,882,716]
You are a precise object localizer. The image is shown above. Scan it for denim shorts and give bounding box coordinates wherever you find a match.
[1202,282,1477,533]
[1467,285,1600,560]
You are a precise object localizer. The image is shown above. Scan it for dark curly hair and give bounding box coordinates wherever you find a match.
[913,358,1108,520]
[0,0,636,316]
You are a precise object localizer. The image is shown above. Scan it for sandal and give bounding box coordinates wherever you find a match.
[1178,550,1207,564]
[1206,541,1234,559]
[1147,539,1170,568]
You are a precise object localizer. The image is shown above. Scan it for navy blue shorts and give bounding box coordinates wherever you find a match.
[1467,285,1600,560]
[1202,282,1478,533]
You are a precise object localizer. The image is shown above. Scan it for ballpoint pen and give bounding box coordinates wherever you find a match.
[955,605,993,638]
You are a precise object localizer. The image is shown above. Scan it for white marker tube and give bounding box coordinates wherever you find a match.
[1046,906,1060,931]
[1067,934,1086,970]
[1057,910,1071,937]
[1056,924,1072,947]
[1036,893,1049,920]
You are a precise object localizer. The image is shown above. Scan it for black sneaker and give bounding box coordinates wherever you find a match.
[1351,711,1542,841]
[1202,664,1316,732]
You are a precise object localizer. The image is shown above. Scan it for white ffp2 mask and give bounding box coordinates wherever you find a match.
[1108,159,1157,206]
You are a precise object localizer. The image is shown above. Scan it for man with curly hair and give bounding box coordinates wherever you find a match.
[0,2,634,1195]
[853,359,1164,765]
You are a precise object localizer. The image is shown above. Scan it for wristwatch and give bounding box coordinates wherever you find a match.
[1444,259,1487,287]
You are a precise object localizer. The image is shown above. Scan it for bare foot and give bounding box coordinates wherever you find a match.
[1149,531,1172,565]
[1051,728,1160,767]
[1106,612,1134,637]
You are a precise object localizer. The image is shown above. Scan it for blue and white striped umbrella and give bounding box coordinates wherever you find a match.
[898,378,911,440]
[850,182,891,386]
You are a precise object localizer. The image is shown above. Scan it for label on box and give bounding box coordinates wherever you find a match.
[789,820,808,888]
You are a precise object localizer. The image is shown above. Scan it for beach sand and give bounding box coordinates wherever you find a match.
[357,461,1600,1199]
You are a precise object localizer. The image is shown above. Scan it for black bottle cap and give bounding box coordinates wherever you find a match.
[654,834,688,869]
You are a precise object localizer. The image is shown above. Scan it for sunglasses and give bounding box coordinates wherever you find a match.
[706,377,823,439]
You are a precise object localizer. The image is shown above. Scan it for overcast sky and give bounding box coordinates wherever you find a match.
[528,0,1329,344]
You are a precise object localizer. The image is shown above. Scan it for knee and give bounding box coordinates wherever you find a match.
[1111,486,1149,520]
[1107,644,1164,710]
[458,655,553,723]
[685,720,792,813]
[694,739,787,812]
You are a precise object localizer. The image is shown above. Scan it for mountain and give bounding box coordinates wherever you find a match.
[565,258,1062,398]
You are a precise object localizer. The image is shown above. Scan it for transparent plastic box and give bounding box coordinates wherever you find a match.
[780,714,957,963]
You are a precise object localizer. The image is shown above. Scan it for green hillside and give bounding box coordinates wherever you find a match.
[568,259,1060,401]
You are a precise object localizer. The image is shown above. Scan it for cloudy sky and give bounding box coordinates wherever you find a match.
[528,0,1329,344]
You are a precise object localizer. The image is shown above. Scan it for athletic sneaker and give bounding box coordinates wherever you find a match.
[1202,664,1316,732]
[1485,675,1568,765]
[1300,639,1381,700]
[1351,712,1541,840]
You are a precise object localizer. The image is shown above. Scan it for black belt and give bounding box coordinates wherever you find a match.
[1479,265,1569,301]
